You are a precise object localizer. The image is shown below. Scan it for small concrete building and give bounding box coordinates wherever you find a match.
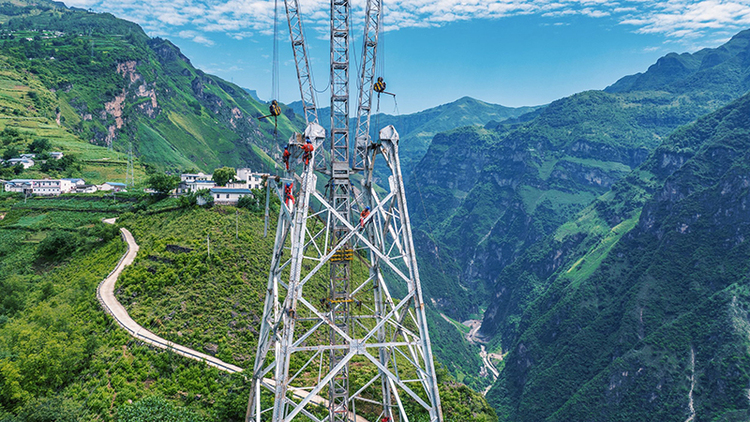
[180,172,212,183]
[99,182,127,192]
[210,187,253,205]
[33,179,62,196]
[4,179,33,194]
[236,168,267,190]
[49,152,64,160]
[6,158,34,169]
[61,178,84,193]
[177,179,215,194]
[75,184,98,193]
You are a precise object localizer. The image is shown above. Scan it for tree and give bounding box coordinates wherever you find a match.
[28,138,49,153]
[37,230,79,261]
[2,146,18,160]
[147,173,179,196]
[212,166,235,187]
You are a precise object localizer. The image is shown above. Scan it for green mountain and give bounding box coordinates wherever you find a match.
[409,30,750,327]
[289,96,541,180]
[482,83,750,422]
[0,0,303,173]
[605,29,750,98]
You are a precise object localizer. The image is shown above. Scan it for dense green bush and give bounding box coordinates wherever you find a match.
[36,230,79,261]
[116,396,205,422]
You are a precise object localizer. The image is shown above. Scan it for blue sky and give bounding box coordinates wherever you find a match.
[63,0,750,113]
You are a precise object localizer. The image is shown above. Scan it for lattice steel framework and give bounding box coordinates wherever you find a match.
[329,1,353,419]
[125,142,135,187]
[246,126,443,421]
[353,0,382,171]
[246,0,443,418]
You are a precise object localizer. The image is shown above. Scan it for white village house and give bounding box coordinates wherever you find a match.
[98,182,127,192]
[6,158,34,169]
[3,178,83,196]
[177,179,215,194]
[4,179,33,194]
[210,187,253,205]
[236,168,267,190]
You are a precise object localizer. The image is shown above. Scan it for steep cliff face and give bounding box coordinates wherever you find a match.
[484,91,750,422]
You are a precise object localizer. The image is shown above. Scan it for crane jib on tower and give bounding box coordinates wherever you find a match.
[246,0,444,421]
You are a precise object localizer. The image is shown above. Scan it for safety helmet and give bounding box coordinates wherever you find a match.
[365,206,370,211]
[306,138,311,143]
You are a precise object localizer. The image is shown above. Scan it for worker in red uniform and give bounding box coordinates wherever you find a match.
[282,146,291,171]
[380,416,390,422]
[301,138,314,166]
[359,206,370,227]
[284,183,295,209]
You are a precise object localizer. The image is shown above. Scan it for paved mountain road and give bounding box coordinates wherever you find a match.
[97,220,369,421]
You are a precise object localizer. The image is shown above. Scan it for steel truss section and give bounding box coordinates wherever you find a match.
[353,0,382,171]
[284,0,318,125]
[246,125,443,422]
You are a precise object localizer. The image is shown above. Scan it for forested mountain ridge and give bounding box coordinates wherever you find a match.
[0,0,303,172]
[290,96,541,181]
[408,30,750,329]
[484,83,750,422]
[606,29,750,98]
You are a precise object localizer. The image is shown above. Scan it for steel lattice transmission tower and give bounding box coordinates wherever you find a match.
[125,142,135,187]
[246,0,443,420]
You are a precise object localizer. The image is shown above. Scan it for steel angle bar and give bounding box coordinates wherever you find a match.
[297,296,353,342]
[291,344,351,353]
[284,350,356,421]
[349,274,375,296]
[392,345,428,379]
[311,191,412,283]
[361,292,414,343]
[289,350,323,385]
[360,351,431,410]
[292,319,327,349]
[350,373,382,401]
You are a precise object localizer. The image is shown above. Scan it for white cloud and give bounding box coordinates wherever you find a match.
[178,30,216,46]
[67,0,750,46]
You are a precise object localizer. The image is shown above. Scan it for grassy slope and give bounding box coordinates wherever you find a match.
[0,0,304,174]
[0,52,147,184]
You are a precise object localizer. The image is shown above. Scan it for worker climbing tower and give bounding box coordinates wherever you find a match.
[246,0,443,420]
